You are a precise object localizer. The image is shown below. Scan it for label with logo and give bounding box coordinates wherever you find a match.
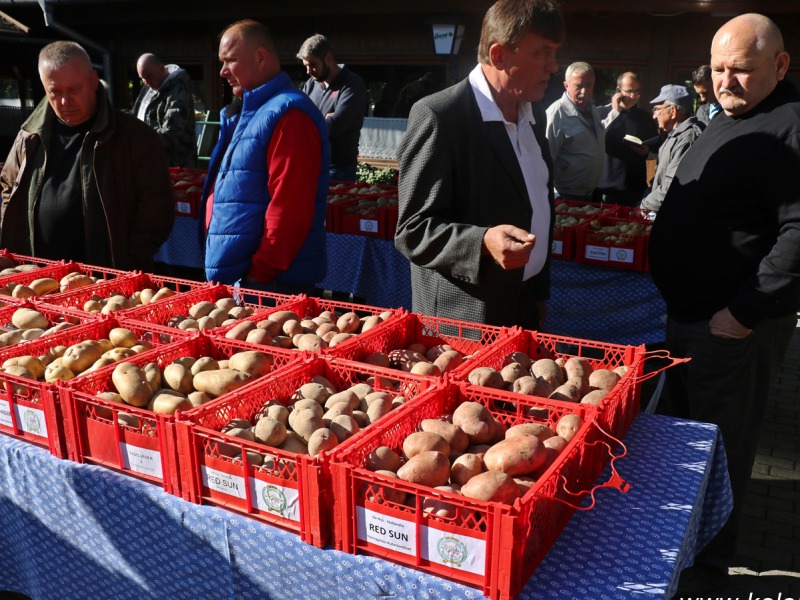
[359,219,379,233]
[551,239,563,255]
[585,245,610,261]
[0,400,48,438]
[251,478,300,522]
[421,526,487,576]
[609,247,635,263]
[356,506,417,555]
[176,201,191,215]
[120,443,163,479]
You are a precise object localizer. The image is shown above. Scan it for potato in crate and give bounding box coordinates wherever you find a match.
[0,259,128,301]
[0,311,182,458]
[60,331,301,496]
[175,354,438,548]
[575,214,652,271]
[551,198,614,260]
[452,329,647,441]
[213,295,402,357]
[331,382,626,600]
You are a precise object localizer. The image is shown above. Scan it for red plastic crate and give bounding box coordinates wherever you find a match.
[60,332,301,495]
[0,314,183,459]
[176,355,438,547]
[211,295,403,358]
[170,167,206,218]
[551,199,614,260]
[331,382,618,600]
[0,250,63,271]
[452,329,646,441]
[121,283,299,334]
[575,215,652,271]
[44,271,207,315]
[326,311,515,377]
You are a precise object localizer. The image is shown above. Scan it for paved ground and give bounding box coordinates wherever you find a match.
[672,320,800,599]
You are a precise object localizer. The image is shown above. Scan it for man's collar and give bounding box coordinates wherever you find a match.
[468,64,535,125]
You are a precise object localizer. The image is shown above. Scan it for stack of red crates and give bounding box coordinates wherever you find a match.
[169,167,206,218]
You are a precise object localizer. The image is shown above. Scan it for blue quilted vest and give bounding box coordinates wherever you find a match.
[204,71,330,285]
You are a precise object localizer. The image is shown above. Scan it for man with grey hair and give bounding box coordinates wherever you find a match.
[649,13,800,594]
[297,34,367,181]
[545,61,605,200]
[639,84,703,212]
[0,40,174,271]
[395,0,562,330]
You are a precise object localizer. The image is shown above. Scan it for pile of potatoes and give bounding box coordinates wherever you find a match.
[93,349,274,429]
[0,271,97,300]
[0,326,154,385]
[588,219,652,245]
[0,307,78,347]
[224,308,394,352]
[164,296,255,331]
[362,401,584,508]
[216,374,407,462]
[554,202,603,230]
[467,354,629,406]
[362,342,467,378]
[81,285,177,314]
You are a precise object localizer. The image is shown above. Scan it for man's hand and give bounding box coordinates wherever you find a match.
[709,307,752,339]
[483,225,535,270]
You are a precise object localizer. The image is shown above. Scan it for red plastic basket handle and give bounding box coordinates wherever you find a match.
[545,419,630,512]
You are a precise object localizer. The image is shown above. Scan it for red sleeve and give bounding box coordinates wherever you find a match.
[247,109,323,283]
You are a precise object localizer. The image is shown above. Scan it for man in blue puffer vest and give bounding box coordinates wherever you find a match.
[204,19,331,295]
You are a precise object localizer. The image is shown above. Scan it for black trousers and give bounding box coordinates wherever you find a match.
[661,313,796,568]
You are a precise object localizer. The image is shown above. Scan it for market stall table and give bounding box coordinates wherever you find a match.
[0,413,729,600]
[321,233,666,346]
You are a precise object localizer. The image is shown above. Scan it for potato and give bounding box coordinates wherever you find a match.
[588,369,621,391]
[505,423,556,441]
[402,431,450,459]
[163,363,194,394]
[500,362,528,384]
[101,347,137,362]
[189,300,216,319]
[365,395,393,424]
[228,350,272,378]
[44,362,75,383]
[365,446,403,472]
[112,362,154,407]
[295,333,327,352]
[59,272,94,292]
[282,319,304,338]
[101,294,131,313]
[423,488,463,519]
[363,352,390,369]
[245,328,273,345]
[61,341,102,374]
[467,367,505,389]
[29,277,60,296]
[253,416,288,447]
[513,375,554,397]
[0,330,25,346]
[280,431,308,454]
[531,358,565,387]
[483,435,546,476]
[555,414,583,442]
[187,391,213,408]
[11,308,49,330]
[291,408,326,443]
[142,362,162,393]
[336,312,361,334]
[420,419,469,456]
[452,401,494,444]
[86,357,117,373]
[388,348,426,371]
[328,332,355,348]
[504,351,533,370]
[450,453,485,486]
[191,357,220,375]
[460,470,521,505]
[563,357,592,395]
[268,310,301,327]
[324,389,360,411]
[225,320,257,341]
[613,365,630,378]
[295,382,332,404]
[396,451,450,487]
[3,356,45,379]
[149,287,176,304]
[150,391,192,415]
[549,380,582,403]
[371,470,407,505]
[409,361,441,377]
[323,403,353,424]
[426,344,454,362]
[11,285,35,299]
[432,350,463,374]
[192,368,250,397]
[581,389,607,405]
[307,427,339,456]
[330,415,359,442]
[360,314,382,333]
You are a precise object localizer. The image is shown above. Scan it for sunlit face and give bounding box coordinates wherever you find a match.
[711,27,788,117]
[693,83,713,104]
[502,31,560,103]
[302,54,331,83]
[564,70,595,110]
[616,76,641,108]
[652,103,677,131]
[219,29,262,92]
[39,57,99,126]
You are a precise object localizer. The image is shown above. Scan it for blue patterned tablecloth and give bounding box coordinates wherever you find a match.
[153,215,204,269]
[0,414,729,600]
[321,234,666,345]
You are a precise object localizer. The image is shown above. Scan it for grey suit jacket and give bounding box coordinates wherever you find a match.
[394,78,554,330]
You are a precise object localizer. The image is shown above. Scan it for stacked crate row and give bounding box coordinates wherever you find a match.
[326,181,398,239]
[0,251,650,600]
[551,199,654,271]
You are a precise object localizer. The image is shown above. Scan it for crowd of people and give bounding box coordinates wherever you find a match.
[0,0,799,597]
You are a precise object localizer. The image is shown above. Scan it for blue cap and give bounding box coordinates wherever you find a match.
[650,84,693,111]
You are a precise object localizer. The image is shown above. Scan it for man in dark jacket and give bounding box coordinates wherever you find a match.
[0,41,174,272]
[298,34,366,182]
[133,53,197,167]
[649,13,800,595]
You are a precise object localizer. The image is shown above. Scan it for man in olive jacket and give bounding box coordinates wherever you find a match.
[0,41,174,271]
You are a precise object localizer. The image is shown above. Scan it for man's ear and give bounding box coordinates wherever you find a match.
[488,43,508,71]
[775,50,790,81]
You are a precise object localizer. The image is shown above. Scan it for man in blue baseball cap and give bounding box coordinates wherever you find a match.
[640,84,704,212]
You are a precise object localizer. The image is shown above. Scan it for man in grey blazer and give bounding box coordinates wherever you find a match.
[395,0,563,330]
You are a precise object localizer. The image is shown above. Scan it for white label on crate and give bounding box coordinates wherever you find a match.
[585,245,609,261]
[176,201,191,214]
[356,506,417,555]
[202,466,246,498]
[120,443,163,479]
[421,526,487,576]
[359,219,379,233]
[551,239,563,255]
[609,247,635,264]
[0,400,48,438]
[251,478,300,522]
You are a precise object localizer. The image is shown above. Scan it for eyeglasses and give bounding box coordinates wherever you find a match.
[618,88,641,95]
[652,105,673,115]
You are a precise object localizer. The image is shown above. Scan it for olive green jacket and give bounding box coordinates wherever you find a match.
[0,85,175,271]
